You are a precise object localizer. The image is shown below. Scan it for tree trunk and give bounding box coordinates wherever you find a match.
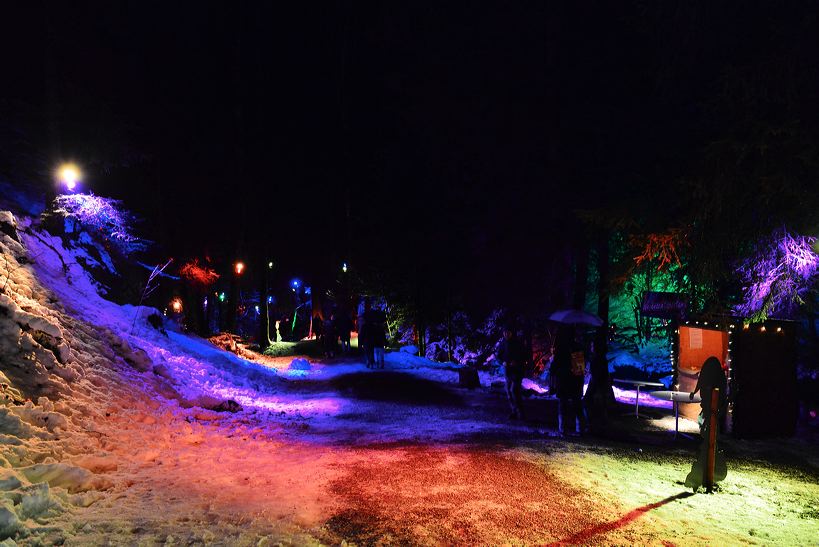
[573,237,589,310]
[586,233,614,432]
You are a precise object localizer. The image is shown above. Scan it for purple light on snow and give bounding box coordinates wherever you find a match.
[613,385,673,409]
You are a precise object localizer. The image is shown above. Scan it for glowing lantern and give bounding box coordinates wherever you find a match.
[268,261,274,269]
[342,262,348,273]
[57,163,81,191]
[234,261,245,275]
[171,298,183,313]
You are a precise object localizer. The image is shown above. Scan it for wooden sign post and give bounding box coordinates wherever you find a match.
[705,388,719,492]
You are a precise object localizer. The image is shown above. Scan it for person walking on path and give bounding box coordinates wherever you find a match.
[369,311,387,369]
[312,313,323,341]
[552,324,587,436]
[358,300,373,365]
[323,314,337,358]
[335,312,353,354]
[496,327,528,420]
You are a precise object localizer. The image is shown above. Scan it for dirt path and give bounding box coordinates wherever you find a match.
[321,444,610,545]
[48,359,818,546]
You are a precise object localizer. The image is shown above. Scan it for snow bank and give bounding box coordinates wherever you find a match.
[0,211,153,541]
[289,358,312,370]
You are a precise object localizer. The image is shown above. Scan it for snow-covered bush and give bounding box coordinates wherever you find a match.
[735,229,819,322]
[394,308,509,367]
[52,193,147,256]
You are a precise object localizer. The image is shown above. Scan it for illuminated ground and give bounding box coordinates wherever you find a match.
[46,363,819,545]
[2,215,818,545]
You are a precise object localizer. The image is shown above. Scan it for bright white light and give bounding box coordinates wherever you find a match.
[57,163,81,191]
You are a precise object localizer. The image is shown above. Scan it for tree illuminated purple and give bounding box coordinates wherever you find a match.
[735,229,819,322]
[53,193,147,255]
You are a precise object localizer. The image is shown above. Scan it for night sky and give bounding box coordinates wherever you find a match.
[3,1,817,309]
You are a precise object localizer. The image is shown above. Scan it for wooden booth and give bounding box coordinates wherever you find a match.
[676,324,728,421]
[641,292,798,438]
[676,319,798,438]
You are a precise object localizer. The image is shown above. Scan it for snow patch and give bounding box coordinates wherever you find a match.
[289,358,311,371]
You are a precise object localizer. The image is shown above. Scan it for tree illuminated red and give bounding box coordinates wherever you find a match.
[180,259,220,289]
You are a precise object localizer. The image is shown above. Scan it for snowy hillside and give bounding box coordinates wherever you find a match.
[0,209,530,543]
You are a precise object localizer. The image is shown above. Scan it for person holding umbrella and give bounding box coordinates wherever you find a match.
[551,324,588,436]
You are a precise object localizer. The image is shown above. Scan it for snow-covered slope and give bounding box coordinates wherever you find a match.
[1,209,506,543]
[1,210,304,543]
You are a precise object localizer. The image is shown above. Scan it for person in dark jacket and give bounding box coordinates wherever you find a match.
[357,300,372,365]
[369,311,387,369]
[496,327,528,420]
[312,313,323,341]
[686,356,729,491]
[335,312,353,354]
[323,314,337,358]
[690,356,728,433]
[552,324,587,436]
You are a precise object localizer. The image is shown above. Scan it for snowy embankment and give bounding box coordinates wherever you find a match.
[0,210,325,542]
[0,208,512,543]
[1,211,136,540]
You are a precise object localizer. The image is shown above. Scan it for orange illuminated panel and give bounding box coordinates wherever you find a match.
[677,326,729,420]
[678,326,728,373]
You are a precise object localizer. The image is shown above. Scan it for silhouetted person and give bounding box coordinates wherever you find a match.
[497,327,527,420]
[370,312,387,369]
[323,314,337,358]
[359,300,376,364]
[335,312,353,354]
[690,356,728,433]
[686,356,728,491]
[278,314,291,341]
[312,313,323,341]
[552,324,587,436]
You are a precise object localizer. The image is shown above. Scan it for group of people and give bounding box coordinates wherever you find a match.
[312,302,388,368]
[313,312,354,358]
[495,324,589,436]
[497,325,729,439]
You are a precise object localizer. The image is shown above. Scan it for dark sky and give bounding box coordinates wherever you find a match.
[3,1,814,308]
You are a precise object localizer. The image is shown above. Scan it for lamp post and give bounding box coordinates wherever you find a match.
[259,258,274,349]
[57,163,81,192]
[230,260,244,334]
